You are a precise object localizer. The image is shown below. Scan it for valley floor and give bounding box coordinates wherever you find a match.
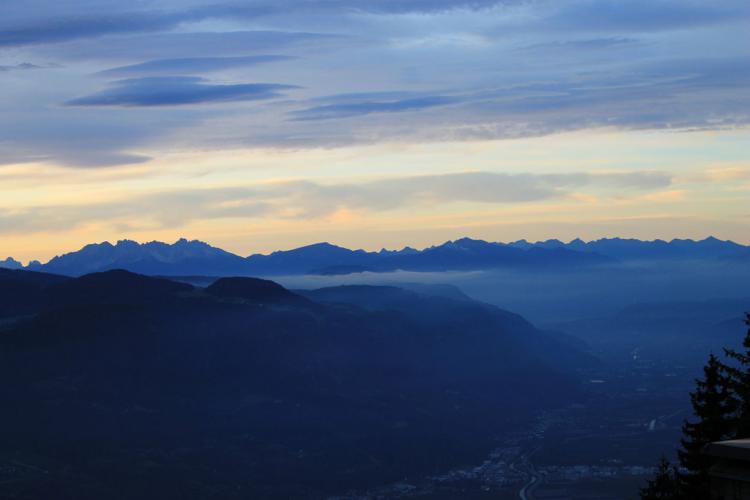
[338,345,694,499]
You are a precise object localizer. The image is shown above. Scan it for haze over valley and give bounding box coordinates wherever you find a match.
[2,236,749,498]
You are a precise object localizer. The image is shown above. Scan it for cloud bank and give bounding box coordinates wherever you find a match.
[0,170,671,234]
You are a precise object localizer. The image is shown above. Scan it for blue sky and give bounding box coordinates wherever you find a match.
[1,0,749,261]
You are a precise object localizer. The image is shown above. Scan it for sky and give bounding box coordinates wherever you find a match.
[1,0,749,262]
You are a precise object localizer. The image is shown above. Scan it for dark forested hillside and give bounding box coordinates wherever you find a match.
[0,270,591,500]
[0,268,70,317]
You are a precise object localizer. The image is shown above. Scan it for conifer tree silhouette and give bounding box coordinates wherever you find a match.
[639,457,681,500]
[678,354,738,498]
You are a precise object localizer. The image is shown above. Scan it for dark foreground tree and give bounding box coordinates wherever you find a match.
[724,313,750,437]
[642,314,750,500]
[639,457,681,500]
[678,354,738,499]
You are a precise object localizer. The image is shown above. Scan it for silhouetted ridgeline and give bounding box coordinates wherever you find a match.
[0,268,593,499]
[4,236,749,277]
[0,257,22,269]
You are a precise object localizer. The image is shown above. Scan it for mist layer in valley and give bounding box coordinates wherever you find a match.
[274,260,750,323]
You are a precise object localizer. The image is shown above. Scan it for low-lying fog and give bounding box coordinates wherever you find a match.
[274,260,750,324]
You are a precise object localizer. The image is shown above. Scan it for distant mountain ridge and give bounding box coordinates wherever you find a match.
[4,235,748,277]
[0,257,22,269]
[29,238,248,277]
[507,235,750,261]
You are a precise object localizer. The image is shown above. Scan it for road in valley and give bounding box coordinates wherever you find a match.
[518,472,540,500]
[513,446,541,500]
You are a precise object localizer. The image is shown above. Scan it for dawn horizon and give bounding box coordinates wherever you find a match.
[2,0,749,263]
[2,2,750,499]
[6,232,750,267]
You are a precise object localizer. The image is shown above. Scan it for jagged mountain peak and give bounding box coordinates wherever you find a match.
[0,257,23,270]
[36,238,247,277]
[450,236,494,246]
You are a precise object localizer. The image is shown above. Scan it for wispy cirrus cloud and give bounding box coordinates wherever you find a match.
[480,0,750,39]
[517,37,639,52]
[0,1,511,48]
[537,0,750,33]
[0,11,188,47]
[33,30,341,61]
[273,54,750,132]
[65,76,298,107]
[270,171,672,216]
[97,55,294,77]
[291,95,460,120]
[0,62,46,72]
[2,0,749,171]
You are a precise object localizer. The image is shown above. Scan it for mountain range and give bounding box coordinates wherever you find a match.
[508,236,750,261]
[3,236,748,277]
